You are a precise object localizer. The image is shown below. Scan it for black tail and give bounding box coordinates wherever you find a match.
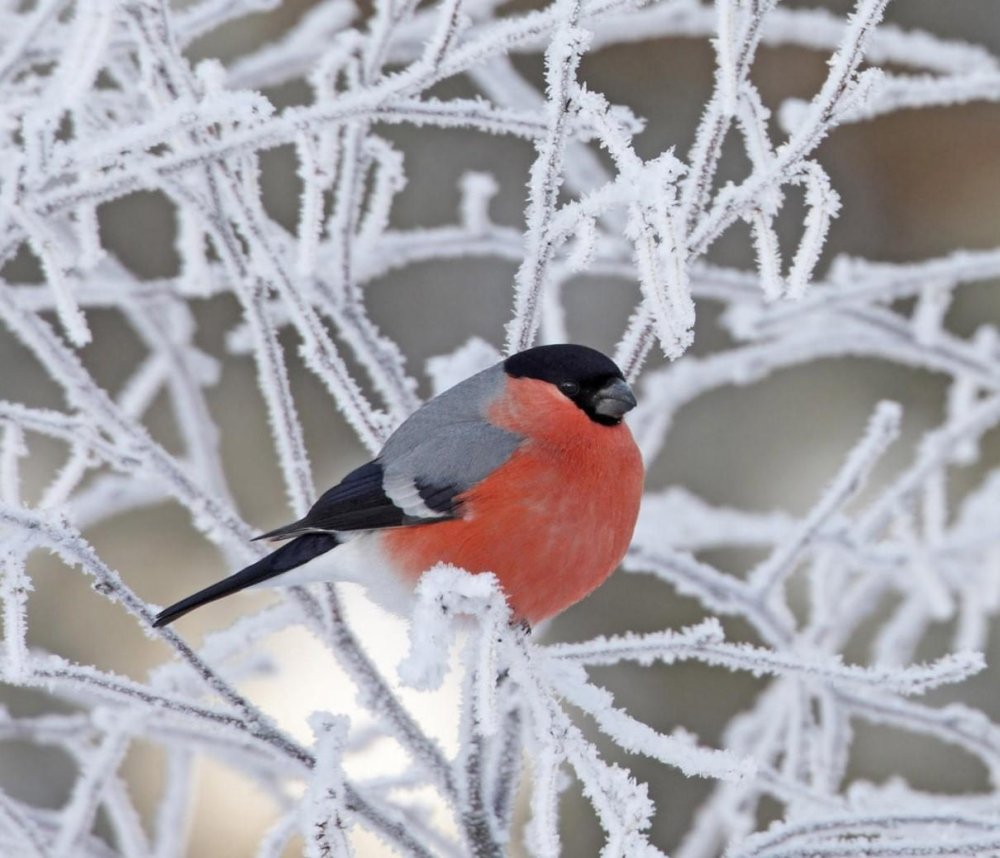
[251,519,311,542]
[153,533,340,627]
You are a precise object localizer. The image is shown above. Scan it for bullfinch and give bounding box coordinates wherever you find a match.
[153,344,643,628]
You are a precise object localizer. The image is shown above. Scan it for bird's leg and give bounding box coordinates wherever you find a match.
[511,617,532,637]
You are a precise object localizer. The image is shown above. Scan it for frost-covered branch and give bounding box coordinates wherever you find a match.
[2,0,1000,854]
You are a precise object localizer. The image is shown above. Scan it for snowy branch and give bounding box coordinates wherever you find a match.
[1,0,999,854]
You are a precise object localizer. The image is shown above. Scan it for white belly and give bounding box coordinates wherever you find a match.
[253,532,416,616]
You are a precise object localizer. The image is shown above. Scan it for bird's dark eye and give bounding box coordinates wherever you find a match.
[558,381,581,397]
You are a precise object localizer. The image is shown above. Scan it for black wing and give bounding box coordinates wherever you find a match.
[254,461,460,542]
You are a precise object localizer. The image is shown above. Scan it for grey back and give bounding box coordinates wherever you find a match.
[378,363,522,501]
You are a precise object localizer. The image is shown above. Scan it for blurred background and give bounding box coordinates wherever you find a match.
[2,0,1000,854]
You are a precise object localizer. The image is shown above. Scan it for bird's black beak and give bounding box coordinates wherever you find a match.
[593,377,637,419]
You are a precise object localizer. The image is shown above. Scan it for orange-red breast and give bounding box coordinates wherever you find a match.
[154,344,644,628]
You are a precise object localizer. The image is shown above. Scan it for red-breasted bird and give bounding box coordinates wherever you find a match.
[153,344,643,628]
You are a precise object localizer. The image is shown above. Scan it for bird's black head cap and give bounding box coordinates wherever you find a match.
[504,344,636,425]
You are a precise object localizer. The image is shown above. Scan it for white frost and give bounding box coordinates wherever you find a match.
[0,0,999,855]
